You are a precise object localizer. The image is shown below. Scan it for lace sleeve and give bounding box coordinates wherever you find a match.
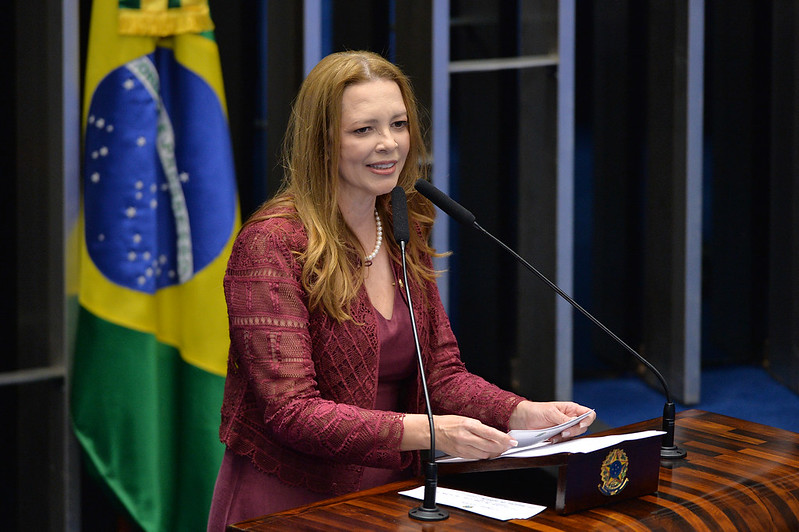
[416,260,525,430]
[224,219,408,469]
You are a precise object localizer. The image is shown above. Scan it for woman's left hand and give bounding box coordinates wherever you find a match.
[508,401,596,443]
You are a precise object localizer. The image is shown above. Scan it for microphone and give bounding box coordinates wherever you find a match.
[392,186,411,243]
[390,186,449,521]
[414,178,687,460]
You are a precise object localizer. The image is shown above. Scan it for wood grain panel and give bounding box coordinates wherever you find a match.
[230,411,799,531]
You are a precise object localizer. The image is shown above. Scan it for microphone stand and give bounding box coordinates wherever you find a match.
[399,239,449,521]
[473,221,687,459]
[415,177,686,457]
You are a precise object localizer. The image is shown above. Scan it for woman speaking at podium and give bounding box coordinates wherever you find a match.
[207,50,595,531]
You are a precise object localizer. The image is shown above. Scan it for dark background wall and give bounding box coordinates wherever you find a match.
[211,0,792,387]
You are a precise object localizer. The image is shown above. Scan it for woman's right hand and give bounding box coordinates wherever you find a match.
[401,414,517,459]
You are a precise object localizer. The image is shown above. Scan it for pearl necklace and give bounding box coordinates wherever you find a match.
[363,209,382,267]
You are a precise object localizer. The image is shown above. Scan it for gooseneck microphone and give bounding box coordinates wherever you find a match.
[414,178,687,460]
[390,186,449,521]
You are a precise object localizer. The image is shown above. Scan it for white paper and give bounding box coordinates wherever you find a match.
[399,485,546,521]
[438,429,665,463]
[508,430,665,458]
[507,409,595,450]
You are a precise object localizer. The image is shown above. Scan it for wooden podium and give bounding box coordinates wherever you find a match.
[229,410,799,530]
[436,428,662,514]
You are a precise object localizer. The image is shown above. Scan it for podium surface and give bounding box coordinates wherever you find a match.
[229,410,799,530]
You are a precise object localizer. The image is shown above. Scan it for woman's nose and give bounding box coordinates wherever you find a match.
[376,129,398,151]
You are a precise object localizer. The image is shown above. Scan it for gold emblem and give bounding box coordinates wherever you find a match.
[598,448,630,496]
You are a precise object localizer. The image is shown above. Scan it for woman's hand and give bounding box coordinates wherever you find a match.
[401,414,518,459]
[508,401,596,444]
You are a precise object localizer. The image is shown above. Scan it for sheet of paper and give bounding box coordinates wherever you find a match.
[508,429,665,458]
[507,409,595,450]
[434,409,595,463]
[438,430,665,463]
[399,486,546,521]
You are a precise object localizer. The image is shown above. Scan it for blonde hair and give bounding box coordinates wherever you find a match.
[246,50,439,322]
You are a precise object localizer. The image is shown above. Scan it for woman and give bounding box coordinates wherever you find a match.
[207,50,594,530]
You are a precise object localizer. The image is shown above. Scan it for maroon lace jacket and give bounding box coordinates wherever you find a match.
[218,211,525,496]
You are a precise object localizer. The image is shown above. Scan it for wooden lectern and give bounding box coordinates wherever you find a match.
[438,431,662,514]
[230,410,799,530]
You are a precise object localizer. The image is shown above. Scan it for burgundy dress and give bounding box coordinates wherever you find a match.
[207,282,416,531]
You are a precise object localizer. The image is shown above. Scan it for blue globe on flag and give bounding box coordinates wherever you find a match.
[83,48,236,294]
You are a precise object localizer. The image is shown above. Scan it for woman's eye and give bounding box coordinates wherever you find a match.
[353,126,371,134]
[392,120,408,129]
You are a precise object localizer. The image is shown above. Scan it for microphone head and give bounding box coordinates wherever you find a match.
[391,186,411,243]
[414,179,476,226]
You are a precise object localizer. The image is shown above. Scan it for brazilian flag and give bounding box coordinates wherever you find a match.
[71,1,238,530]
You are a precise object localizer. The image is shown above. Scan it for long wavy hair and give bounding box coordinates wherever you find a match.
[245,50,440,322]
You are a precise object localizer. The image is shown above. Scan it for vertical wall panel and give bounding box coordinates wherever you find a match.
[514,0,570,401]
[555,0,576,401]
[703,0,770,366]
[642,0,702,405]
[768,2,799,393]
[584,2,645,376]
[11,0,80,528]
